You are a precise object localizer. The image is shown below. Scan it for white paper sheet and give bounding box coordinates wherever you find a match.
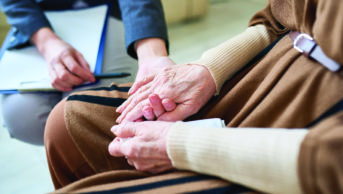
[0,5,108,92]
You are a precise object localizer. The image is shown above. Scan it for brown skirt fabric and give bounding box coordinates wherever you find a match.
[58,0,343,192]
[59,35,343,193]
[55,170,258,194]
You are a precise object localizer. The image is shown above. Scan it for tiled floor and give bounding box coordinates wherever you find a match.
[0,0,265,193]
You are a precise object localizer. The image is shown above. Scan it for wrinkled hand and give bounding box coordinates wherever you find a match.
[108,121,174,174]
[142,94,176,121]
[32,28,95,91]
[116,64,216,123]
[136,56,175,82]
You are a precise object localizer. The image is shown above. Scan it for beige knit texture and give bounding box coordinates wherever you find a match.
[167,122,308,194]
[192,24,276,94]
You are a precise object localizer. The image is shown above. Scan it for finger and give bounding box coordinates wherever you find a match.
[129,159,172,173]
[63,54,94,82]
[158,104,194,121]
[51,63,74,91]
[135,118,144,122]
[162,98,177,112]
[129,75,154,95]
[116,94,134,113]
[74,51,96,82]
[108,139,126,157]
[142,106,155,121]
[48,67,67,91]
[147,164,173,174]
[149,94,165,118]
[108,136,137,157]
[127,158,134,166]
[119,99,150,123]
[116,87,152,123]
[74,51,90,70]
[111,123,137,138]
[116,82,152,114]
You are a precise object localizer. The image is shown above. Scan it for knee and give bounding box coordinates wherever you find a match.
[44,99,67,151]
[1,93,60,145]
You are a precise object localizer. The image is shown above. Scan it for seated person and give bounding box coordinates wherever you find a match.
[0,0,173,145]
[44,0,343,193]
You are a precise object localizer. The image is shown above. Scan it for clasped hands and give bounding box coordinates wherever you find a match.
[108,64,216,174]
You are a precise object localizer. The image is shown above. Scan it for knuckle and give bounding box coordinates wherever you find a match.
[49,57,59,65]
[60,49,72,58]
[69,65,79,73]
[60,73,69,81]
[132,98,140,105]
[127,144,138,158]
[135,164,145,171]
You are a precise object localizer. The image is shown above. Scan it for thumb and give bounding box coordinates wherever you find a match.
[157,104,194,121]
[111,122,136,138]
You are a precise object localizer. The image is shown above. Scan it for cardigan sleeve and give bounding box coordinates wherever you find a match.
[167,122,308,194]
[191,24,277,94]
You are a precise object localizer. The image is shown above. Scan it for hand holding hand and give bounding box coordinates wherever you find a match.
[116,64,216,123]
[31,28,95,91]
[108,121,174,174]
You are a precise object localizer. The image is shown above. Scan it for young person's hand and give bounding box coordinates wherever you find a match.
[31,27,95,91]
[135,38,175,82]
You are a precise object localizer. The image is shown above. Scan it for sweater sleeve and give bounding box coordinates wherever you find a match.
[167,122,308,194]
[191,24,277,94]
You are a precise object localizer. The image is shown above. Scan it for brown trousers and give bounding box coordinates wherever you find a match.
[45,99,96,189]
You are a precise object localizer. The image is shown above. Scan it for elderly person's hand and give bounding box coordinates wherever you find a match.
[31,27,95,91]
[116,64,216,123]
[108,121,174,174]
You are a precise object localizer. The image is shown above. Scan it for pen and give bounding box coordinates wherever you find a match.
[94,72,131,79]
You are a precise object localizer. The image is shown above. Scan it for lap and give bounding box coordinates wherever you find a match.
[54,170,256,194]
[65,83,132,173]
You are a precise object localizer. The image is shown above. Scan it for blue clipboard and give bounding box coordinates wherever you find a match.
[0,4,110,94]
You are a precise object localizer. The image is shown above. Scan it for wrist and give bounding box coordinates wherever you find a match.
[136,38,168,63]
[31,27,60,55]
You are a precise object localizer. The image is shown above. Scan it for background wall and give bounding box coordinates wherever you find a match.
[0,11,9,45]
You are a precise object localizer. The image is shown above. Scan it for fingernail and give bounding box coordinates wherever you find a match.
[149,95,158,104]
[111,125,119,133]
[128,86,134,95]
[116,106,122,113]
[116,116,122,124]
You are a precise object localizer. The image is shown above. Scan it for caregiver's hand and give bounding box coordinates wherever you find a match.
[108,121,174,174]
[116,64,216,123]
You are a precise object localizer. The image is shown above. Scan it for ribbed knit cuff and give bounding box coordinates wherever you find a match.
[167,122,308,194]
[192,25,276,94]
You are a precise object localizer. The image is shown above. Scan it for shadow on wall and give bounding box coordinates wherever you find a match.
[0,11,10,45]
[162,0,209,25]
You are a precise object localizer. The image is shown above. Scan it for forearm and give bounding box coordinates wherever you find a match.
[193,24,277,94]
[136,38,168,62]
[167,122,308,194]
